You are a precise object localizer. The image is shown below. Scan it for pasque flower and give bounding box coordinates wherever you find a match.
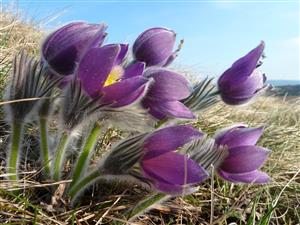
[142,68,195,120]
[42,22,107,77]
[133,27,177,67]
[78,44,149,107]
[141,125,209,194]
[214,124,271,183]
[217,42,266,105]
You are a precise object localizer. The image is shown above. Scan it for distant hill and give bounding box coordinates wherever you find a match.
[268,80,300,86]
[267,80,300,96]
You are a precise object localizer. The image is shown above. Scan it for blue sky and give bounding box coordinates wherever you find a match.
[6,0,300,80]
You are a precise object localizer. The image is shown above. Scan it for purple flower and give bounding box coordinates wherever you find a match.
[77,44,149,107]
[214,124,271,183]
[217,42,267,105]
[142,68,195,120]
[141,125,209,194]
[42,22,107,77]
[133,27,176,67]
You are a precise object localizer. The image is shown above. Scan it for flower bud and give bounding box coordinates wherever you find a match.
[133,27,176,66]
[218,42,267,105]
[42,22,107,76]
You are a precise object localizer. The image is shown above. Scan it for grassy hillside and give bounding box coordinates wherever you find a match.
[0,11,299,225]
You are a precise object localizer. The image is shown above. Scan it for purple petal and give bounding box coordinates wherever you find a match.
[100,76,149,106]
[78,45,120,97]
[218,169,271,184]
[218,41,265,88]
[219,69,266,105]
[220,94,255,105]
[145,68,190,101]
[143,125,203,159]
[215,126,264,148]
[123,62,145,79]
[116,44,129,64]
[220,146,270,173]
[133,27,176,66]
[105,82,148,108]
[42,22,107,75]
[142,152,209,189]
[163,51,178,67]
[225,70,265,95]
[142,99,195,120]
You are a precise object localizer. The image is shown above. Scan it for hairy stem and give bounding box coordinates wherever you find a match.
[39,117,51,177]
[7,121,23,180]
[68,169,102,200]
[124,192,167,222]
[52,132,69,181]
[70,123,101,188]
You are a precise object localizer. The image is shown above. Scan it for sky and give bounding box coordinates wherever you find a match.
[4,0,300,80]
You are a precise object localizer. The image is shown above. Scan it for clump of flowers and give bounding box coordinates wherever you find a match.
[1,21,270,222]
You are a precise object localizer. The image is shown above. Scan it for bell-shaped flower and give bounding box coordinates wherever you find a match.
[141,125,209,194]
[214,124,271,183]
[78,44,149,107]
[42,22,107,77]
[217,42,267,105]
[133,27,176,67]
[142,68,195,120]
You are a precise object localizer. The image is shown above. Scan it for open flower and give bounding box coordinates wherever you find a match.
[133,27,177,67]
[42,22,107,77]
[78,44,149,107]
[142,68,195,120]
[217,42,266,105]
[141,125,209,194]
[214,124,271,183]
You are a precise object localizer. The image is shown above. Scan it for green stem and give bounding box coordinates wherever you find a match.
[7,121,23,180]
[68,170,102,199]
[39,117,51,177]
[52,132,69,181]
[70,123,101,187]
[126,192,167,221]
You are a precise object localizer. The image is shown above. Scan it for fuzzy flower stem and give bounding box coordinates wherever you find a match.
[53,132,69,181]
[123,192,167,223]
[7,121,23,180]
[68,169,102,199]
[70,123,101,188]
[39,117,51,177]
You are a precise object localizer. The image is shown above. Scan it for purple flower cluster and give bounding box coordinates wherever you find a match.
[214,125,270,183]
[4,21,271,195]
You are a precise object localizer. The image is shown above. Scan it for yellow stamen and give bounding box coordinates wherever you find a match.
[104,66,124,87]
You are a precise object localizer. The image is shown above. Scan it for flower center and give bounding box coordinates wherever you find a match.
[104,66,124,87]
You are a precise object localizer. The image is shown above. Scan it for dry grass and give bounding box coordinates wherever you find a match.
[0,9,299,225]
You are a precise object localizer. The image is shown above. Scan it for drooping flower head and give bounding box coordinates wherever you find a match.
[42,22,107,77]
[217,42,267,105]
[77,44,149,107]
[133,27,177,67]
[141,125,209,194]
[142,68,195,120]
[214,124,271,183]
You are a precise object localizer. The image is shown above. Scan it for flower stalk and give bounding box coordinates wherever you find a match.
[70,122,101,187]
[68,169,102,200]
[7,121,23,180]
[52,132,69,181]
[39,117,51,177]
[126,192,167,221]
